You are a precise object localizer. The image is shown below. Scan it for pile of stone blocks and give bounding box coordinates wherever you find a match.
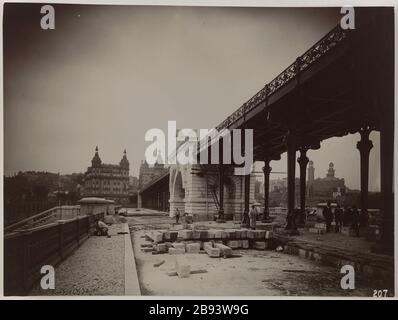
[309,222,326,234]
[142,227,274,256]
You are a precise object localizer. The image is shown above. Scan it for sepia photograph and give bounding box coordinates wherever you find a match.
[2,1,395,299]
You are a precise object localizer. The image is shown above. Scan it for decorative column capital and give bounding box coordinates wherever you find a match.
[357,128,373,154]
[297,148,309,168]
[262,164,272,175]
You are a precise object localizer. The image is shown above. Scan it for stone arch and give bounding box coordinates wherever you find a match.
[169,165,186,217]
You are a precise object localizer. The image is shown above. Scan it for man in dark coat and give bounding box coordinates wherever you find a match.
[334,204,343,233]
[351,205,360,237]
[323,201,333,233]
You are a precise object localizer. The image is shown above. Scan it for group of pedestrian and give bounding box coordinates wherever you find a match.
[323,201,365,236]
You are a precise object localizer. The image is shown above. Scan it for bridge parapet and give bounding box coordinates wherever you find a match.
[4,211,105,296]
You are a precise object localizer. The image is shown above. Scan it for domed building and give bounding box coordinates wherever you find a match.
[82,147,130,203]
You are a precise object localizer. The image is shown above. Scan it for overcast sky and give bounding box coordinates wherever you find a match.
[3,4,380,191]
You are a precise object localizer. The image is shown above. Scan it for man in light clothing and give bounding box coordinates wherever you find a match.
[249,205,257,230]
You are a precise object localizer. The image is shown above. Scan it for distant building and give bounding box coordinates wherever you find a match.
[129,176,139,192]
[82,147,130,203]
[139,160,168,188]
[307,161,346,205]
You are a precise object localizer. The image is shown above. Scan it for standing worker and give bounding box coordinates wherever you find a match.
[351,205,360,237]
[249,205,257,230]
[323,201,333,233]
[334,204,343,233]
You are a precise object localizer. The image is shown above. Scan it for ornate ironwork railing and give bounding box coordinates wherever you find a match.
[215,24,348,131]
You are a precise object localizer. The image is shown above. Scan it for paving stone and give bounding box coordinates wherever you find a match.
[203,242,221,258]
[214,243,233,257]
[175,256,191,278]
[168,248,185,255]
[186,243,200,254]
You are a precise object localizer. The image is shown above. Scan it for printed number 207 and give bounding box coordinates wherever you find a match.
[373,289,388,298]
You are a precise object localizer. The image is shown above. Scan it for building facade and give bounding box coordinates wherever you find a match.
[139,160,168,188]
[307,161,346,205]
[82,147,130,203]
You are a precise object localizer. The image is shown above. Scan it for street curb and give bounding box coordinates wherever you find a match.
[124,223,141,295]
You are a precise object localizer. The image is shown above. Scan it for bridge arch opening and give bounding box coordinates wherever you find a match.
[169,167,185,217]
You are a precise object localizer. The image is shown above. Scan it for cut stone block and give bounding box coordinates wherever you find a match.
[264,231,273,239]
[214,243,233,257]
[309,228,325,234]
[169,248,185,255]
[169,231,179,241]
[242,239,250,249]
[225,229,236,239]
[156,243,167,253]
[192,231,201,239]
[172,242,186,251]
[254,241,266,250]
[247,230,255,239]
[213,230,223,239]
[203,242,221,258]
[186,243,201,254]
[163,231,171,240]
[178,230,193,240]
[200,231,209,239]
[175,256,191,278]
[206,230,216,239]
[314,223,326,229]
[226,240,240,249]
[147,231,163,243]
[165,242,173,249]
[255,230,266,239]
[240,229,248,238]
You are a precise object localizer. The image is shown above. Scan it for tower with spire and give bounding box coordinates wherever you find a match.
[82,146,130,204]
[91,146,102,167]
